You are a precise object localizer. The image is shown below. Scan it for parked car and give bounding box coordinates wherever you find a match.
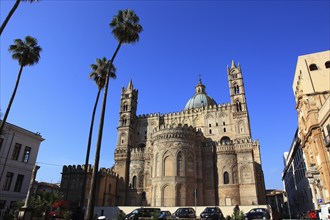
[200,207,224,220]
[124,208,161,220]
[244,208,270,220]
[159,210,172,219]
[172,207,196,218]
[307,210,319,219]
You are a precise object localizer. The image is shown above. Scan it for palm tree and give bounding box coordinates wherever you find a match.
[0,0,39,36]
[85,9,142,220]
[0,36,42,135]
[79,58,116,208]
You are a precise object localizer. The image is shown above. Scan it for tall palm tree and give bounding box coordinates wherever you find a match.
[85,9,142,220]
[0,0,39,36]
[79,58,116,208]
[0,36,42,135]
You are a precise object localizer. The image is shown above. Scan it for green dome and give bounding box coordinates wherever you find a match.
[184,79,217,110]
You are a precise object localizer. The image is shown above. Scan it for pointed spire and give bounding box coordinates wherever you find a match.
[231,60,236,69]
[238,62,241,71]
[127,79,133,90]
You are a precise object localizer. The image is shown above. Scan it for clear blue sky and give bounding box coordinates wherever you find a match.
[1,0,329,190]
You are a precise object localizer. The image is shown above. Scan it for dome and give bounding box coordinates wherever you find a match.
[184,79,217,110]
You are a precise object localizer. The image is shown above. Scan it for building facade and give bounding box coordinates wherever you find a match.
[282,130,314,218]
[292,50,330,208]
[0,121,44,211]
[113,61,266,206]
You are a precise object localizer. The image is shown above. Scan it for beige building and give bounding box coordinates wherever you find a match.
[113,61,266,206]
[292,50,330,207]
[0,121,44,211]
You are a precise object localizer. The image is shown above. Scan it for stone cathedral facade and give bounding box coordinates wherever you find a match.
[113,61,266,206]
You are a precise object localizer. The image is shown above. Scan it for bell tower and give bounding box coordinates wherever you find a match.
[114,79,138,205]
[227,60,251,137]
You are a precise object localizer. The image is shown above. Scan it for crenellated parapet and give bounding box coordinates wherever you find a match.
[99,167,118,177]
[152,123,203,142]
[62,164,119,175]
[136,103,232,119]
[215,137,256,153]
[62,164,92,173]
[130,147,145,160]
[114,148,129,161]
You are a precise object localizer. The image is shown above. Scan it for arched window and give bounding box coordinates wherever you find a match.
[209,129,212,134]
[234,84,240,94]
[132,176,137,188]
[325,61,330,69]
[164,156,173,176]
[220,136,231,145]
[309,64,318,71]
[224,127,226,132]
[177,152,183,176]
[223,172,229,184]
[236,101,242,112]
[123,104,128,111]
[122,118,127,126]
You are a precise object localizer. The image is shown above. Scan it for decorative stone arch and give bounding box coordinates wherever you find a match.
[138,171,144,188]
[136,143,146,149]
[235,98,242,112]
[205,113,214,120]
[122,101,129,112]
[218,112,227,118]
[240,165,252,183]
[132,175,137,188]
[175,183,184,206]
[176,151,184,176]
[237,120,245,134]
[232,165,238,184]
[153,185,158,206]
[222,166,231,184]
[119,132,126,144]
[161,184,171,206]
[220,136,231,145]
[182,118,190,126]
[154,152,159,177]
[232,82,240,94]
[145,171,150,187]
[163,151,174,176]
[186,152,195,176]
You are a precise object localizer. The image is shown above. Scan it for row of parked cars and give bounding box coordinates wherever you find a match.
[124,207,271,220]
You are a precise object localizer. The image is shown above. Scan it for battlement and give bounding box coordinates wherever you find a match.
[99,167,118,177]
[153,123,202,133]
[62,164,92,173]
[152,123,204,142]
[136,103,232,119]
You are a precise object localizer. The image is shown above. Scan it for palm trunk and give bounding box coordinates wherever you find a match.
[0,0,21,36]
[0,65,24,135]
[85,42,122,220]
[80,88,101,209]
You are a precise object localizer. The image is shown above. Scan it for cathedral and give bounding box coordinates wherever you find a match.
[113,61,266,206]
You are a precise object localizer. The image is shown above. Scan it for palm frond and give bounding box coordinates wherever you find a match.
[8,35,42,67]
[109,9,143,44]
[89,57,117,89]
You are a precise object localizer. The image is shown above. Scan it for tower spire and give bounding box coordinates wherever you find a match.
[127,79,133,90]
[231,60,236,69]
